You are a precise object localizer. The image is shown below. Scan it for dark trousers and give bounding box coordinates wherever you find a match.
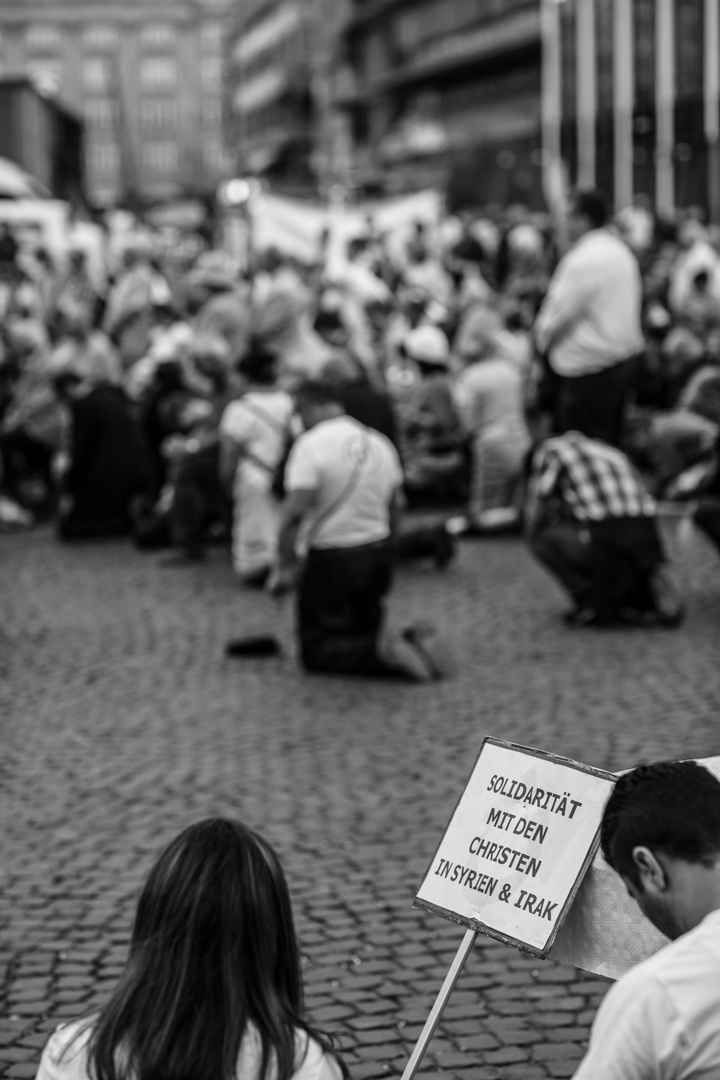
[554,358,637,447]
[531,516,665,621]
[170,444,229,552]
[298,541,394,675]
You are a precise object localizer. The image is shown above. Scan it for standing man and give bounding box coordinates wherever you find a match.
[269,380,447,681]
[572,760,720,1078]
[525,431,685,628]
[534,188,644,446]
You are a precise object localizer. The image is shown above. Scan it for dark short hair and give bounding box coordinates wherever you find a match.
[294,379,341,409]
[571,187,609,230]
[238,343,278,386]
[601,761,720,887]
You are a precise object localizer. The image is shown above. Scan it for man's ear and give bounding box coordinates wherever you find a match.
[631,846,668,891]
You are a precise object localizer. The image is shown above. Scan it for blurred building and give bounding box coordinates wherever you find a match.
[0,77,84,202]
[226,0,317,192]
[0,0,235,207]
[542,0,718,218]
[337,0,542,206]
[225,0,356,197]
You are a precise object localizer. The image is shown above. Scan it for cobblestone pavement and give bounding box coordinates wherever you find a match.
[2,520,719,1080]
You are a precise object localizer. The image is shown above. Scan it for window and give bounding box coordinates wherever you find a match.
[84,57,110,92]
[201,56,223,91]
[26,25,61,52]
[83,25,117,51]
[140,99,179,128]
[142,142,179,172]
[140,24,176,49]
[201,97,223,125]
[201,22,223,50]
[85,99,115,130]
[87,142,120,174]
[203,140,228,172]
[140,57,177,89]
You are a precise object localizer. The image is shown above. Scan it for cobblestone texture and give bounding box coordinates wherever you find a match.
[1,520,719,1078]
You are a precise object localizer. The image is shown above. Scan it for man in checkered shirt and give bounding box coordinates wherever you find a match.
[525,431,685,627]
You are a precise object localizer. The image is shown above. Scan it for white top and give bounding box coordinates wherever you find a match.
[220,390,295,486]
[285,414,403,550]
[453,356,530,443]
[573,908,720,1080]
[534,229,644,376]
[35,1018,342,1080]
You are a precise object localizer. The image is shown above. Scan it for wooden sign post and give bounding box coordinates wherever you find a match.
[401,738,616,1080]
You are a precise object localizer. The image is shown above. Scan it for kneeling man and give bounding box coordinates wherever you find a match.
[270,380,447,680]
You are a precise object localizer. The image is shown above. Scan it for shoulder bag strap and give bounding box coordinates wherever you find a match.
[306,431,370,549]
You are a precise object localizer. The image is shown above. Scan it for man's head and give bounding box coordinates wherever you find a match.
[567,187,609,244]
[294,379,344,430]
[601,761,720,939]
[237,342,278,387]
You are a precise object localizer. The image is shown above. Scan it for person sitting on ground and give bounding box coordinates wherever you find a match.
[453,306,531,533]
[54,366,153,542]
[252,278,334,383]
[219,345,295,586]
[35,817,347,1080]
[525,430,685,628]
[398,325,468,505]
[269,379,449,681]
[0,319,66,516]
[163,334,240,565]
[188,251,250,367]
[572,760,720,1079]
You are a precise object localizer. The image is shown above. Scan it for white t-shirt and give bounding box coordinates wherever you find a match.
[220,390,295,486]
[534,228,644,376]
[573,908,720,1080]
[35,1018,342,1080]
[285,414,403,549]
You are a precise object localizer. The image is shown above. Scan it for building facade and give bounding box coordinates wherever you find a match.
[337,0,543,206]
[542,0,718,218]
[0,0,235,206]
[226,0,315,191]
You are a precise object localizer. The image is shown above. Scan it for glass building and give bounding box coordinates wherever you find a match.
[542,0,717,217]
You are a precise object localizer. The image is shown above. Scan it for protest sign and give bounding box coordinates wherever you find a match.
[415,738,616,956]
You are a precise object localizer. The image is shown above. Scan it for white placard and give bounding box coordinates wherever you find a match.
[415,739,616,956]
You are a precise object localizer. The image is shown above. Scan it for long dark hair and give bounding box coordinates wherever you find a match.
[81,818,345,1080]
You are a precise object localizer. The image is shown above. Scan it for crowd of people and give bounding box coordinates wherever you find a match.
[1,185,719,676]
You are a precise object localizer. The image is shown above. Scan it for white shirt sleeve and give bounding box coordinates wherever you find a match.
[573,969,685,1080]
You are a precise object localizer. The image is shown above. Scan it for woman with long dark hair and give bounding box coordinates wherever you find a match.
[35,819,347,1080]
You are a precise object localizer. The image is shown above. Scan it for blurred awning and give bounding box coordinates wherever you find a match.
[0,156,52,199]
